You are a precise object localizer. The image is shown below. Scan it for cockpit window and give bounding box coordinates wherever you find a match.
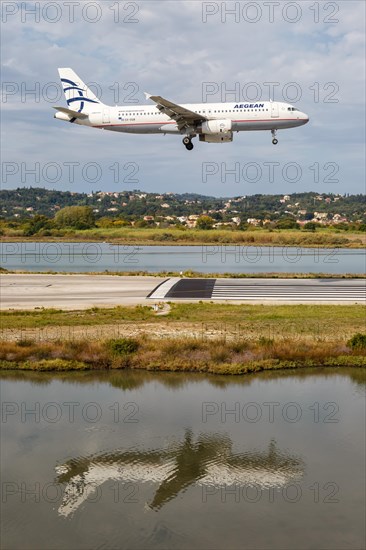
[288,107,299,112]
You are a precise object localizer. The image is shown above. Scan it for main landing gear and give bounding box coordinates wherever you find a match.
[271,129,278,145]
[183,136,194,150]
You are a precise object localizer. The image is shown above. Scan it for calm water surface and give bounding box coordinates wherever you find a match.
[1,242,365,274]
[1,368,365,550]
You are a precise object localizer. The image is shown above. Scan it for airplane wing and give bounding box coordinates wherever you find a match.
[145,93,208,131]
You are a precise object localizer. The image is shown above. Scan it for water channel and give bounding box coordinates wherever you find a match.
[1,367,365,549]
[1,242,365,274]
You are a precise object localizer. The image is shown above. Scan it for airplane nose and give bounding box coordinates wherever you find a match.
[303,113,309,123]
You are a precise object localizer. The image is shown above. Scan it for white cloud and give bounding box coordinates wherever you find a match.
[1,0,365,195]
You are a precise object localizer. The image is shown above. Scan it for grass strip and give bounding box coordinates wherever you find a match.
[0,334,365,374]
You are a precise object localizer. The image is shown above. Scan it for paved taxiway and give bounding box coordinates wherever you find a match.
[1,274,365,310]
[0,274,166,310]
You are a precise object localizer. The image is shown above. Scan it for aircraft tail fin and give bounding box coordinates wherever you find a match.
[58,68,105,114]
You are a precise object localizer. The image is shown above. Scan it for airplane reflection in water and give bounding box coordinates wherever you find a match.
[55,431,305,516]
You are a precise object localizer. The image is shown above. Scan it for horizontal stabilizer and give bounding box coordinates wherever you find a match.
[53,106,88,119]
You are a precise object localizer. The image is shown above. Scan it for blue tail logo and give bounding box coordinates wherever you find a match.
[61,78,99,113]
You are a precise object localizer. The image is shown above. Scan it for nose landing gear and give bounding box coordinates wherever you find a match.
[271,129,278,145]
[182,136,194,150]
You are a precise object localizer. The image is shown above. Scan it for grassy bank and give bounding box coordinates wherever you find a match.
[1,303,365,334]
[0,334,365,374]
[1,303,365,374]
[2,226,365,247]
[1,269,365,279]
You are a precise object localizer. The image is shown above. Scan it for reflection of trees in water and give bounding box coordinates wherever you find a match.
[0,370,53,386]
[55,431,305,515]
[347,368,366,388]
[1,366,364,390]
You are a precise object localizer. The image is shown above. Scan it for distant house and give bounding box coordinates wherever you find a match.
[332,214,348,223]
[247,218,261,226]
[313,212,328,223]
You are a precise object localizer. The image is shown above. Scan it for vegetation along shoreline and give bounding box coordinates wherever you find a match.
[1,303,365,374]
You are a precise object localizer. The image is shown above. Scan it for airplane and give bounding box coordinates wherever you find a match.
[54,68,309,151]
[55,432,304,516]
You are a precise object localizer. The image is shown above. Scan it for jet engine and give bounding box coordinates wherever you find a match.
[199,119,232,134]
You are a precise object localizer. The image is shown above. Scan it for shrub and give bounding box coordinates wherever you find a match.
[211,346,230,363]
[230,340,250,353]
[55,206,95,229]
[196,216,214,230]
[106,338,139,355]
[258,337,274,347]
[23,359,88,371]
[303,222,317,232]
[275,218,300,230]
[17,338,35,347]
[156,232,175,241]
[347,333,366,350]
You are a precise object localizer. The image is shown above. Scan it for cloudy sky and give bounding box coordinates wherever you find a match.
[1,0,365,196]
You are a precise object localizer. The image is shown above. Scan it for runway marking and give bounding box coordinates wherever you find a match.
[147,277,181,300]
[148,278,366,303]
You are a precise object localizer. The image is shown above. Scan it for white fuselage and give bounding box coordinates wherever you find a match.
[69,101,309,134]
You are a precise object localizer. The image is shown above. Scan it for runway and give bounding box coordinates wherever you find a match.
[149,277,366,303]
[0,274,166,310]
[0,274,365,310]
